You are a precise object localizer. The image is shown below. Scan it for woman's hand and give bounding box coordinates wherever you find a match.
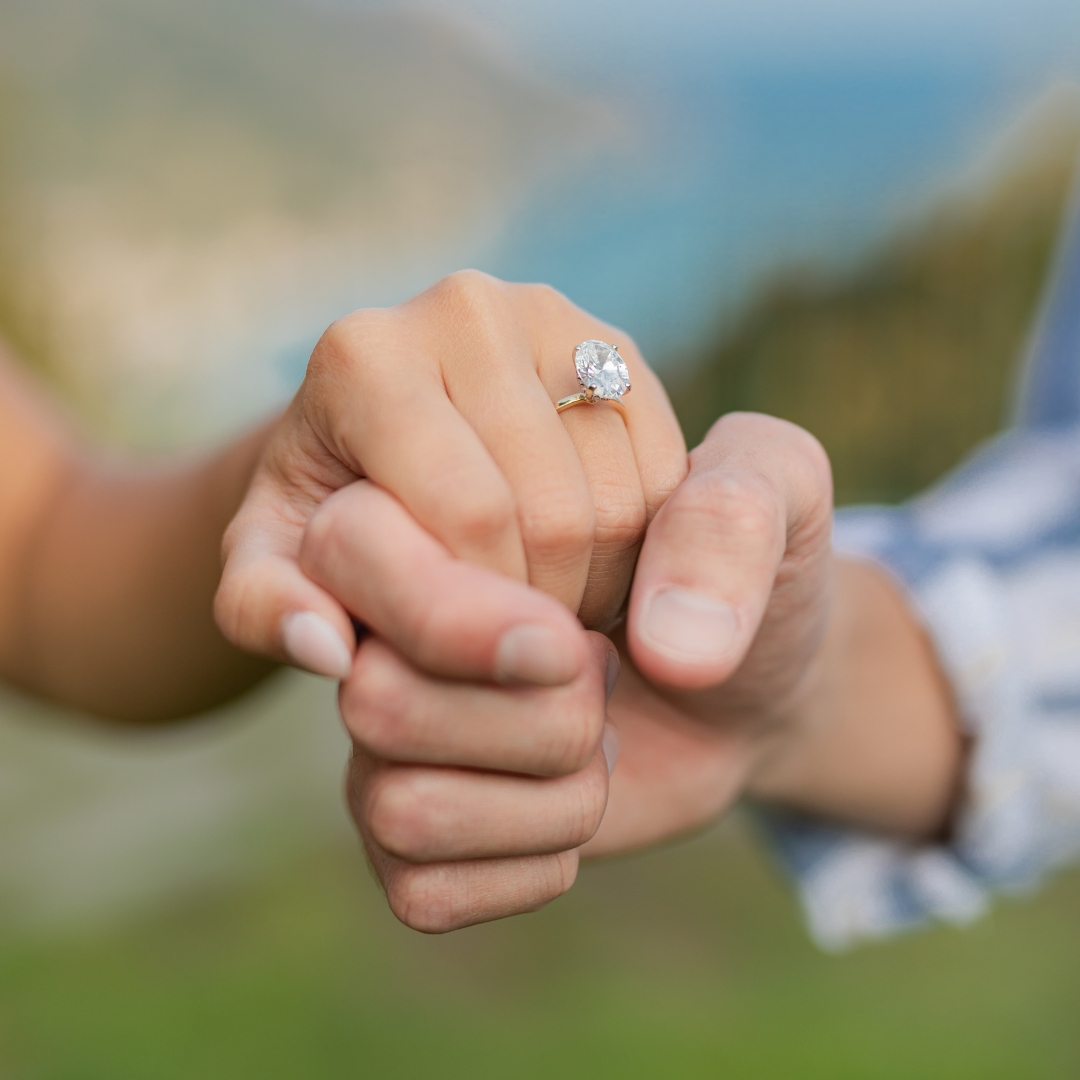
[214,270,687,676]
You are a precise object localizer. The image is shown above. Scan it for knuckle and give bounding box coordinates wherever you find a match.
[440,485,517,551]
[442,266,499,294]
[309,313,360,374]
[431,269,505,321]
[383,865,460,934]
[313,314,353,361]
[519,489,595,563]
[339,645,413,756]
[715,413,832,493]
[364,771,437,859]
[592,487,648,551]
[686,472,782,548]
[546,849,580,900]
[540,685,605,776]
[309,309,392,384]
[425,272,523,372]
[298,496,352,578]
[212,560,263,651]
[558,770,608,846]
[519,280,569,315]
[708,412,833,520]
[747,412,829,469]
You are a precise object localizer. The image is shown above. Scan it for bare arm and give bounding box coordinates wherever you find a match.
[0,344,275,721]
[745,557,963,838]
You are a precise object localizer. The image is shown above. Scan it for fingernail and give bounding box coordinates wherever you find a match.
[281,611,353,679]
[605,651,620,699]
[641,587,738,664]
[494,623,578,686]
[602,723,620,775]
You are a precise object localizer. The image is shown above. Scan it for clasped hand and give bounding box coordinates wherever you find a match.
[215,271,836,932]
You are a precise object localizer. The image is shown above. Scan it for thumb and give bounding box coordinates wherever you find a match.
[215,466,358,680]
[626,413,832,692]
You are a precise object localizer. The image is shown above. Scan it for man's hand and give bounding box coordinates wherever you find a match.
[301,479,618,931]
[586,412,964,857]
[302,411,961,933]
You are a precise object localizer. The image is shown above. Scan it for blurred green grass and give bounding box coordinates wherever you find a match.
[5,87,1080,1080]
[3,822,1080,1078]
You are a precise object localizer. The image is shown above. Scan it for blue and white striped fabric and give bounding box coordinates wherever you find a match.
[765,161,1080,950]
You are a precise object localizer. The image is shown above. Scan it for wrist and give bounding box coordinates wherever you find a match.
[743,558,965,839]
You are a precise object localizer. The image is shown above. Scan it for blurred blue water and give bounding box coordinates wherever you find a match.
[260,1,1080,386]
[483,56,1032,361]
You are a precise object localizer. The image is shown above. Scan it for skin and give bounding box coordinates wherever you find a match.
[594,412,963,852]
[0,270,961,934]
[0,343,273,721]
[310,417,962,932]
[212,272,962,932]
[216,270,688,669]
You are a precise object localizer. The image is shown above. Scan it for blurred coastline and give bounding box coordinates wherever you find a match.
[0,0,624,446]
[3,2,1080,1076]
[672,86,1080,503]
[4,1,1079,447]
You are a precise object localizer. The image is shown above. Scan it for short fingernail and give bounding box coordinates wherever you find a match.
[602,723,620,775]
[495,623,578,686]
[605,651,621,699]
[641,587,738,664]
[281,611,353,679]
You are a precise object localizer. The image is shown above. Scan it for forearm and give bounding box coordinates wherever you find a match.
[2,424,278,722]
[746,557,964,839]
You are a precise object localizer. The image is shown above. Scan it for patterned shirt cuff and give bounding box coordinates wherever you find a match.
[759,498,1079,949]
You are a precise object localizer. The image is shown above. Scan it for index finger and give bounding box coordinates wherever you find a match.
[305,308,528,583]
[300,479,591,685]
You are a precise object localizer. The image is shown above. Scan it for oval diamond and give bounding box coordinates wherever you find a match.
[573,340,631,400]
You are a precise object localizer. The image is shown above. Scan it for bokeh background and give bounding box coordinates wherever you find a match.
[2,1,1080,1076]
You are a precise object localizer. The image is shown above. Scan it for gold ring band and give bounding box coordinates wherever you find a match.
[556,392,592,412]
[556,392,627,417]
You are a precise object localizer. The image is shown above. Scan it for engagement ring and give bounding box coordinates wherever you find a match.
[556,340,631,412]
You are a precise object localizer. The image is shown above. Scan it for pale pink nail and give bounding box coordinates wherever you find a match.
[281,612,353,679]
[605,650,621,699]
[494,623,578,686]
[641,587,738,664]
[602,723,620,775]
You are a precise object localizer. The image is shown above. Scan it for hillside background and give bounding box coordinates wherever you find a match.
[671,126,1079,503]
[3,2,1080,1077]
